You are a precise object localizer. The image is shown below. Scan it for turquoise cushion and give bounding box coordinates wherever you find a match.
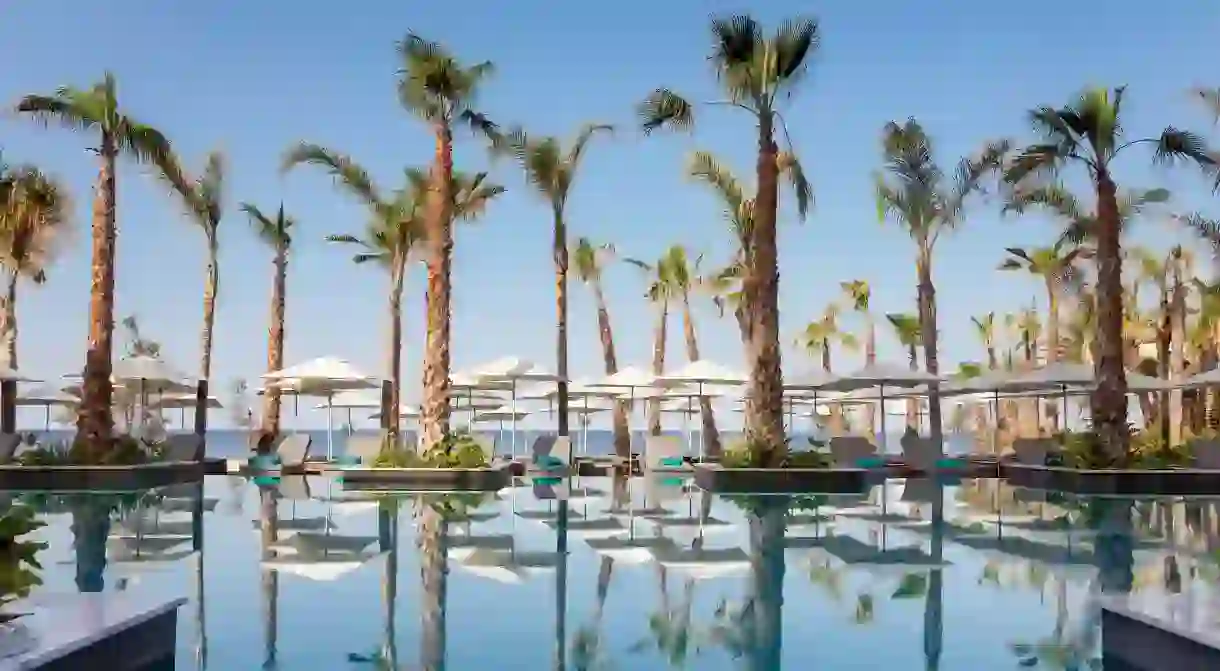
[252,475,280,488]
[661,477,685,487]
[336,455,361,466]
[535,455,565,470]
[659,457,685,468]
[533,476,563,486]
[249,455,281,471]
[936,457,965,469]
[856,456,886,468]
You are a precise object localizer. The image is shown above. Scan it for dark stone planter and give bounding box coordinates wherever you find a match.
[1003,463,1220,495]
[339,462,512,492]
[692,463,869,494]
[0,462,205,492]
[9,594,184,670]
[1103,597,1220,670]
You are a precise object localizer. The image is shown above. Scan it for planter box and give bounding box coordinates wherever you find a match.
[339,462,512,492]
[1003,463,1220,495]
[1102,595,1220,671]
[693,463,869,494]
[4,592,184,670]
[0,462,204,492]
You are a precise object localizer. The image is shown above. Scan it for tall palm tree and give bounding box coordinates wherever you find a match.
[841,279,876,435]
[571,237,631,457]
[0,163,70,430]
[887,313,922,428]
[665,246,724,457]
[397,33,500,449]
[875,118,1006,453]
[638,14,816,464]
[624,253,674,436]
[242,203,296,436]
[971,313,998,370]
[497,123,612,443]
[1002,86,1217,461]
[282,144,426,438]
[164,151,224,381]
[998,243,1088,368]
[16,72,185,455]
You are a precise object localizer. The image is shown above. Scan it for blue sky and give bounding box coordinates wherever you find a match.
[2,1,1219,428]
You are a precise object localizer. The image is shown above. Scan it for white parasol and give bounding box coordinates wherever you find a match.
[263,357,378,460]
[16,385,77,431]
[823,363,943,451]
[463,357,563,458]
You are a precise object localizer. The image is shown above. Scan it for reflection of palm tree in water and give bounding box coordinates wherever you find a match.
[70,499,111,593]
[259,487,279,668]
[379,501,399,667]
[419,501,449,671]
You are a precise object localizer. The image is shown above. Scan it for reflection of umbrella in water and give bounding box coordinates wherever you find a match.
[447,533,514,561]
[811,535,948,575]
[650,546,751,579]
[456,548,558,584]
[105,536,196,564]
[263,532,385,581]
[250,476,331,533]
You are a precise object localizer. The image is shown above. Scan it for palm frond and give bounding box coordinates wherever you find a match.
[777,151,812,219]
[1153,128,1219,190]
[638,89,694,135]
[282,143,384,207]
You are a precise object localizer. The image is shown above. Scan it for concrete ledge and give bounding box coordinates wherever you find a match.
[1103,597,1220,670]
[338,462,512,491]
[0,462,204,492]
[1003,463,1220,495]
[692,463,869,494]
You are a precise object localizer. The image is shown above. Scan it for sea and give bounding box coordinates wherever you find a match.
[23,427,982,459]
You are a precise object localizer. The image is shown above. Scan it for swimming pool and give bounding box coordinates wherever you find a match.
[8,475,1215,669]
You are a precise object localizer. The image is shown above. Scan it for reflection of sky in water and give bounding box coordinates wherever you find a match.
[10,476,1220,669]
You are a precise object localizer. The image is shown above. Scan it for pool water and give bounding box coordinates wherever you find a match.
[8,475,1219,670]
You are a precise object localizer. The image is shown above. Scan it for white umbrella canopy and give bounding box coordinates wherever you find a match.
[368,405,422,421]
[16,385,77,406]
[784,369,841,391]
[450,372,515,392]
[1178,367,1220,389]
[519,379,621,400]
[997,363,1170,393]
[471,406,531,422]
[589,365,669,389]
[658,360,746,386]
[154,393,223,409]
[465,357,565,383]
[263,357,378,394]
[0,367,40,383]
[822,363,943,393]
[108,356,196,394]
[314,390,382,410]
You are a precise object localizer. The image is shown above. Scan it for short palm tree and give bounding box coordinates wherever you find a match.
[282,144,426,438]
[497,123,612,441]
[998,242,1089,368]
[971,313,998,370]
[164,151,224,381]
[571,237,631,457]
[1002,86,1217,461]
[798,304,857,372]
[624,252,675,436]
[15,72,185,456]
[638,14,816,463]
[242,203,296,436]
[664,246,724,457]
[887,312,923,428]
[841,279,875,435]
[875,118,1006,452]
[397,33,500,448]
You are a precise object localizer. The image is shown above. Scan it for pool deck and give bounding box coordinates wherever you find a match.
[0,591,184,670]
[1102,593,1220,670]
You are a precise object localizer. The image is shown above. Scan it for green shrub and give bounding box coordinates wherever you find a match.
[720,435,830,468]
[0,505,45,610]
[374,431,488,469]
[1054,425,1192,469]
[784,449,832,468]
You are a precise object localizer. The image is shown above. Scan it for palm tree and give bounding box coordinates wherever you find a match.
[998,243,1088,372]
[665,246,724,457]
[0,163,70,370]
[971,313,998,370]
[841,279,875,435]
[164,151,224,381]
[887,313,922,428]
[496,123,612,443]
[397,33,500,449]
[798,305,857,372]
[624,253,674,436]
[242,203,296,436]
[875,118,1006,454]
[16,72,185,456]
[638,14,816,464]
[571,237,631,457]
[1002,86,1217,461]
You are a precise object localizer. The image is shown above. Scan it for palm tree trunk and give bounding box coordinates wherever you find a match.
[421,125,455,449]
[388,261,405,438]
[906,343,919,429]
[261,247,287,435]
[647,299,668,436]
[259,489,279,667]
[1170,266,1186,445]
[592,281,630,458]
[682,292,722,457]
[916,246,944,452]
[0,273,18,434]
[77,137,118,455]
[200,235,219,380]
[864,319,877,437]
[1046,284,1061,431]
[553,206,570,438]
[744,112,785,465]
[418,507,447,671]
[1093,171,1130,462]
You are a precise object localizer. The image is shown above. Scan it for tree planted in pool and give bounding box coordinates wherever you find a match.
[373,431,489,469]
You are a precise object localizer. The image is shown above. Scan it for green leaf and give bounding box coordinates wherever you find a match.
[891,572,929,599]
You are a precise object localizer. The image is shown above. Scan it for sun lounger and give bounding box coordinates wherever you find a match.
[161,434,203,462]
[0,434,21,464]
[1190,437,1220,469]
[644,436,688,473]
[1012,438,1055,466]
[342,435,383,466]
[829,436,881,468]
[276,434,312,473]
[529,435,571,472]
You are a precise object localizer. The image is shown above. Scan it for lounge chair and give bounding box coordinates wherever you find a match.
[899,433,965,472]
[829,436,881,468]
[529,435,571,473]
[276,434,312,473]
[1190,438,1220,469]
[644,436,688,473]
[342,435,383,467]
[162,434,203,462]
[1012,438,1055,466]
[0,434,21,464]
